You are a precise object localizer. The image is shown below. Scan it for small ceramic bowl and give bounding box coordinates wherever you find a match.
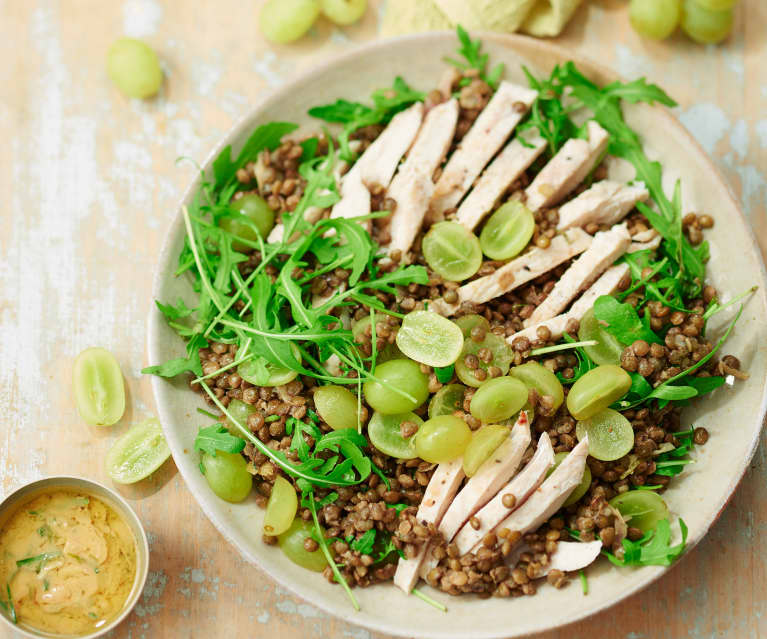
[0,476,149,639]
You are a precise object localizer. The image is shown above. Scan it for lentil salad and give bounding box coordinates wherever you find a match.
[144,27,754,610]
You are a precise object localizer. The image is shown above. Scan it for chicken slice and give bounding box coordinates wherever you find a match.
[491,436,590,549]
[556,180,649,231]
[387,99,459,257]
[429,228,592,316]
[429,82,537,221]
[455,129,547,231]
[393,458,464,594]
[525,223,631,327]
[331,102,424,229]
[454,432,555,555]
[628,228,661,253]
[525,121,609,212]
[438,412,531,544]
[539,541,603,577]
[507,262,630,344]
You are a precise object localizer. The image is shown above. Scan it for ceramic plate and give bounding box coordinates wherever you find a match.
[148,32,767,639]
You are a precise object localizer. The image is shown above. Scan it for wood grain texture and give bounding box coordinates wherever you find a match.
[0,1,764,638]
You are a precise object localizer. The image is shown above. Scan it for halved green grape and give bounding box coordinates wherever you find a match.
[313,385,364,431]
[278,519,328,571]
[609,491,669,533]
[201,451,253,503]
[320,0,367,25]
[428,384,466,419]
[352,314,401,362]
[396,310,464,367]
[227,399,257,434]
[566,365,632,420]
[510,361,564,411]
[578,307,623,366]
[367,411,422,459]
[454,314,490,338]
[681,0,733,43]
[363,359,429,414]
[264,476,298,536]
[479,200,535,260]
[107,38,163,99]
[221,194,275,251]
[238,344,301,387]
[462,425,509,477]
[106,418,171,484]
[260,0,321,44]
[575,408,634,462]
[455,331,514,388]
[422,221,483,282]
[629,0,682,39]
[415,415,472,463]
[73,347,126,426]
[693,0,735,9]
[470,377,528,423]
[547,451,593,507]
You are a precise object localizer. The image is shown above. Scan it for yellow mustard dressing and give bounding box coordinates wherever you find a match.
[0,490,137,636]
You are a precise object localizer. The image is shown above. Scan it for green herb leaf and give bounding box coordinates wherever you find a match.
[193,425,246,457]
[604,518,687,567]
[434,364,454,384]
[445,25,504,90]
[593,295,662,345]
[350,529,377,554]
[16,551,61,567]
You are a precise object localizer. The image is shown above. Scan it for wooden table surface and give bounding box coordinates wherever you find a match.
[2,1,765,637]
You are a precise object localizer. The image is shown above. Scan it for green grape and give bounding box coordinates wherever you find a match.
[238,344,301,387]
[422,221,483,282]
[278,519,329,571]
[609,491,669,533]
[681,0,733,44]
[73,347,126,426]
[107,38,163,99]
[352,314,401,362]
[469,377,528,423]
[367,411,422,459]
[263,476,298,536]
[575,408,635,462]
[547,451,593,507]
[313,385,363,430]
[415,415,472,463]
[479,200,535,261]
[566,365,632,420]
[629,0,682,39]
[260,0,321,44]
[221,194,276,251]
[693,0,735,9]
[396,310,464,367]
[363,359,429,414]
[510,361,564,412]
[105,418,171,484]
[454,314,490,338]
[462,425,509,477]
[455,331,513,388]
[578,307,623,366]
[201,451,253,503]
[320,0,367,25]
[428,384,466,418]
[227,399,257,433]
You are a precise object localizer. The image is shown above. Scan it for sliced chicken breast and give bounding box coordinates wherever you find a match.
[525,223,631,327]
[556,180,649,231]
[438,412,531,544]
[455,129,547,231]
[430,228,592,316]
[525,121,609,212]
[454,432,555,555]
[539,541,603,577]
[387,99,459,257]
[393,458,464,594]
[628,228,661,253]
[491,436,590,548]
[508,262,630,344]
[429,82,537,221]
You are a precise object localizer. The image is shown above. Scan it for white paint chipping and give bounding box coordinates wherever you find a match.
[678,103,730,154]
[122,0,163,37]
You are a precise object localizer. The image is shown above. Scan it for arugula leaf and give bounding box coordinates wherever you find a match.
[386,503,409,516]
[654,428,695,477]
[156,298,195,321]
[556,333,596,385]
[142,333,207,377]
[593,295,662,346]
[194,425,246,457]
[444,25,505,90]
[604,518,688,567]
[350,529,377,554]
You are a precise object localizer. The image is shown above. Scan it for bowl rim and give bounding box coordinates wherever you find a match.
[147,30,767,639]
[0,475,150,639]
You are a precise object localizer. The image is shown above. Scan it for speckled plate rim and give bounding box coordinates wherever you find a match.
[0,475,150,639]
[148,31,767,639]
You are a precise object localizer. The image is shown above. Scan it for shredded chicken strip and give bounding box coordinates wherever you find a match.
[556,180,649,231]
